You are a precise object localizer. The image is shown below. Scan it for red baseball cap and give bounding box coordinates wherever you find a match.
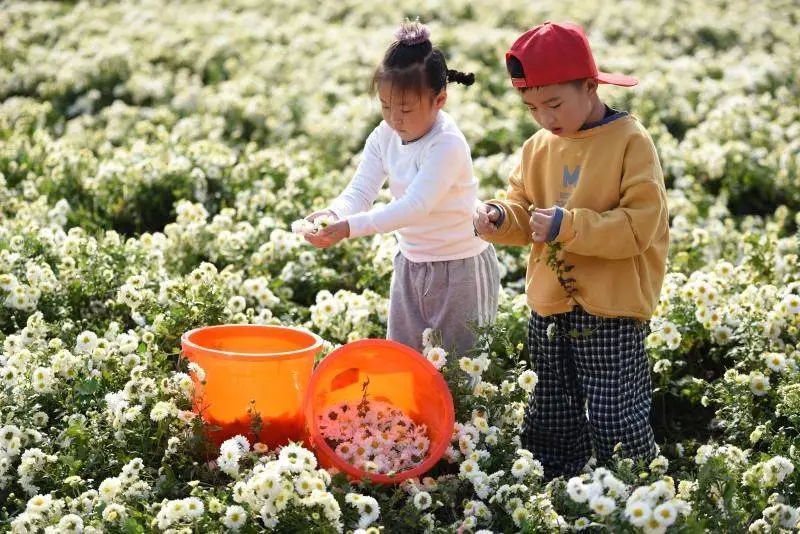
[506,21,637,88]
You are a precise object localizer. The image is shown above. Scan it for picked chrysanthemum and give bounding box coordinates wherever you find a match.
[291,219,315,235]
[318,399,428,475]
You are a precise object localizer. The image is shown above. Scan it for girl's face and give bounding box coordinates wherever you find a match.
[378,82,447,142]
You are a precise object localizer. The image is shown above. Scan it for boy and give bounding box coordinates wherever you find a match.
[474,21,669,479]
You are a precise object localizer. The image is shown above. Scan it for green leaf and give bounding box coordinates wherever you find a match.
[76,379,101,397]
[124,518,145,533]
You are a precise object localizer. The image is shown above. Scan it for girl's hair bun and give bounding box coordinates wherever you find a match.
[394,19,430,46]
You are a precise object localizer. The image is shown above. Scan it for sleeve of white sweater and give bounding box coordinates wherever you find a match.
[327,126,387,218]
[347,134,467,238]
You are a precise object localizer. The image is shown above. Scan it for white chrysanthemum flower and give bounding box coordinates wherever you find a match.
[98,477,122,502]
[749,372,770,396]
[222,505,247,530]
[459,459,480,480]
[546,322,557,340]
[421,328,434,348]
[763,352,787,372]
[426,347,447,370]
[184,497,204,518]
[227,295,246,313]
[625,500,651,526]
[511,458,530,478]
[590,495,616,517]
[58,514,84,532]
[653,501,677,526]
[75,330,99,354]
[26,494,53,514]
[713,325,733,345]
[187,362,206,382]
[517,370,538,393]
[150,401,175,422]
[567,477,588,503]
[413,491,432,510]
[102,503,127,523]
[511,506,529,526]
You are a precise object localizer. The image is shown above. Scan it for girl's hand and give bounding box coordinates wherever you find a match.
[473,203,501,235]
[305,220,350,248]
[529,207,557,242]
[305,209,337,223]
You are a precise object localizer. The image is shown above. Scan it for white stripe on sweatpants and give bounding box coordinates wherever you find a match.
[473,255,484,326]
[474,251,490,326]
[480,250,491,325]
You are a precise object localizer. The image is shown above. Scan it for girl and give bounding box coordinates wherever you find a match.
[304,20,499,355]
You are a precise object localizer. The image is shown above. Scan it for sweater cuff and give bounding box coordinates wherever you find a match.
[553,208,575,244]
[546,207,564,242]
[346,213,377,239]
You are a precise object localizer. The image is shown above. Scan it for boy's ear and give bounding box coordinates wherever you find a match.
[586,78,599,95]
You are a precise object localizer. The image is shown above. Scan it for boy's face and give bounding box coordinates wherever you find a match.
[378,82,446,143]
[520,79,597,136]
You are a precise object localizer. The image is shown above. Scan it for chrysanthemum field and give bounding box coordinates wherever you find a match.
[1,0,799,532]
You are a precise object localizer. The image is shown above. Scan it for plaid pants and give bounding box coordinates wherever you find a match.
[522,307,657,479]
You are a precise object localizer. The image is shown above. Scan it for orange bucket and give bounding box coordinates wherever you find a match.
[181,324,322,448]
[303,339,455,484]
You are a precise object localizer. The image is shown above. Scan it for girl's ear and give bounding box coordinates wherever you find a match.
[434,89,447,110]
[586,78,599,95]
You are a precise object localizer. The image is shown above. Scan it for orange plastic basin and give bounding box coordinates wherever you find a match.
[181,325,322,448]
[303,339,455,484]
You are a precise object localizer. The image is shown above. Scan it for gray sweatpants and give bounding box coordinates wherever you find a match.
[387,245,500,355]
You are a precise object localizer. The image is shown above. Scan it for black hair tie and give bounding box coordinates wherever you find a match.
[447,69,476,86]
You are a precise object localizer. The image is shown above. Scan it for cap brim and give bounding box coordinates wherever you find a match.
[597,71,638,87]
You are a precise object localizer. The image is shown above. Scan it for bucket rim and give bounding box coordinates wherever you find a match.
[181,324,324,358]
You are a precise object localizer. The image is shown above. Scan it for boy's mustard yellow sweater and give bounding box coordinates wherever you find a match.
[486,115,669,320]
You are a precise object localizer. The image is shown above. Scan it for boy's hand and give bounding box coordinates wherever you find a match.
[473,203,502,235]
[529,207,558,242]
[305,219,350,248]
